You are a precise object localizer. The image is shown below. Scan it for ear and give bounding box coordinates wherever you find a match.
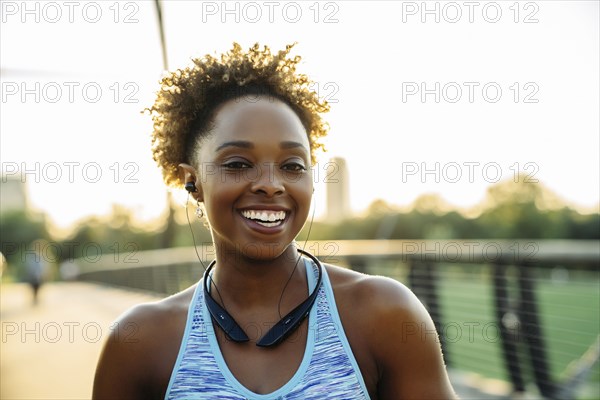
[178,163,204,202]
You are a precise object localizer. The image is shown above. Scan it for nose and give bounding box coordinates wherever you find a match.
[250,163,285,197]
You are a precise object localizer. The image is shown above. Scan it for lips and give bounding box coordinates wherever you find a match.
[238,204,292,234]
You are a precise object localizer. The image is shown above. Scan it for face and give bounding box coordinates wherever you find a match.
[187,96,313,261]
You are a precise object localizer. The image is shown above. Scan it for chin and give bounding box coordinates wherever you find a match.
[238,241,293,261]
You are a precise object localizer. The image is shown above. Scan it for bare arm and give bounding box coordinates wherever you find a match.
[92,305,155,400]
[367,277,458,399]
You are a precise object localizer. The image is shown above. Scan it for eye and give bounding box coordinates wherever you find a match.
[281,162,306,172]
[222,161,252,169]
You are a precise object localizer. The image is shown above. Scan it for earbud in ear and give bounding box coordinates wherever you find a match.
[185,182,197,193]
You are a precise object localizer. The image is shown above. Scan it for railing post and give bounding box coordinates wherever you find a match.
[349,256,367,274]
[517,262,556,398]
[492,262,525,393]
[408,260,449,365]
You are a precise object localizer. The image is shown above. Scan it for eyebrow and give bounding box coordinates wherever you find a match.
[215,140,254,152]
[215,140,308,152]
[280,141,307,150]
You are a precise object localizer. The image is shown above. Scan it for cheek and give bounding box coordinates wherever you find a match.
[289,181,313,215]
[203,180,239,218]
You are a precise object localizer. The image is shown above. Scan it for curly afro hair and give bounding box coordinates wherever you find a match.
[146,42,330,188]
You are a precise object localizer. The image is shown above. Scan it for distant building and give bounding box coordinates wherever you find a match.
[325,157,350,223]
[0,177,28,213]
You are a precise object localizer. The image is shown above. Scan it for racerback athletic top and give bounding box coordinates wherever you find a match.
[165,257,371,399]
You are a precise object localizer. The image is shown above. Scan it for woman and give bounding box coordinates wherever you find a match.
[93,43,457,399]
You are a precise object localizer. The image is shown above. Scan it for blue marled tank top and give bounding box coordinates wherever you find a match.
[165,257,371,399]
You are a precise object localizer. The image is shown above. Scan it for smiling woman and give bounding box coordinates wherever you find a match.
[92,43,458,400]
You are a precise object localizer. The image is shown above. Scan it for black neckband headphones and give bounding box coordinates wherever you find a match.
[185,181,322,347]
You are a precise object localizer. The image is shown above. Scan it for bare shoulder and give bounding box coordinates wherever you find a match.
[325,264,457,399]
[120,285,196,332]
[325,263,420,317]
[92,285,197,400]
[328,267,434,353]
[109,284,196,351]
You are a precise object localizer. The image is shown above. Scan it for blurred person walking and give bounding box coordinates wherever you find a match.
[24,239,49,305]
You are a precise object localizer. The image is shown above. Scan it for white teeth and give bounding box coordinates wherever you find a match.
[241,210,286,223]
[255,220,282,227]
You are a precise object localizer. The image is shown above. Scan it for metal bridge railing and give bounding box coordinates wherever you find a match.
[74,240,600,399]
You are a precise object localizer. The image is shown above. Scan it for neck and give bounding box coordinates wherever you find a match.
[209,242,307,309]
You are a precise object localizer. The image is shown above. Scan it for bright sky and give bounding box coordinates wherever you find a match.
[1,1,598,230]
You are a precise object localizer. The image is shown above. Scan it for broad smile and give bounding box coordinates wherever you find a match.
[241,210,287,227]
[238,207,291,233]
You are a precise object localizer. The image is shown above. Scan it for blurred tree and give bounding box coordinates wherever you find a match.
[316,176,598,240]
[476,175,570,238]
[412,193,453,215]
[0,210,49,273]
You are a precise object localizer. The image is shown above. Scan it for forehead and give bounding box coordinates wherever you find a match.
[209,96,309,147]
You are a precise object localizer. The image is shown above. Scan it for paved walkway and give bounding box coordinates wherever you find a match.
[1,282,512,400]
[0,282,161,400]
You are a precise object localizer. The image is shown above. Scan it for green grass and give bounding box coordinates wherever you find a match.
[537,279,599,384]
[438,269,509,381]
[432,265,599,398]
